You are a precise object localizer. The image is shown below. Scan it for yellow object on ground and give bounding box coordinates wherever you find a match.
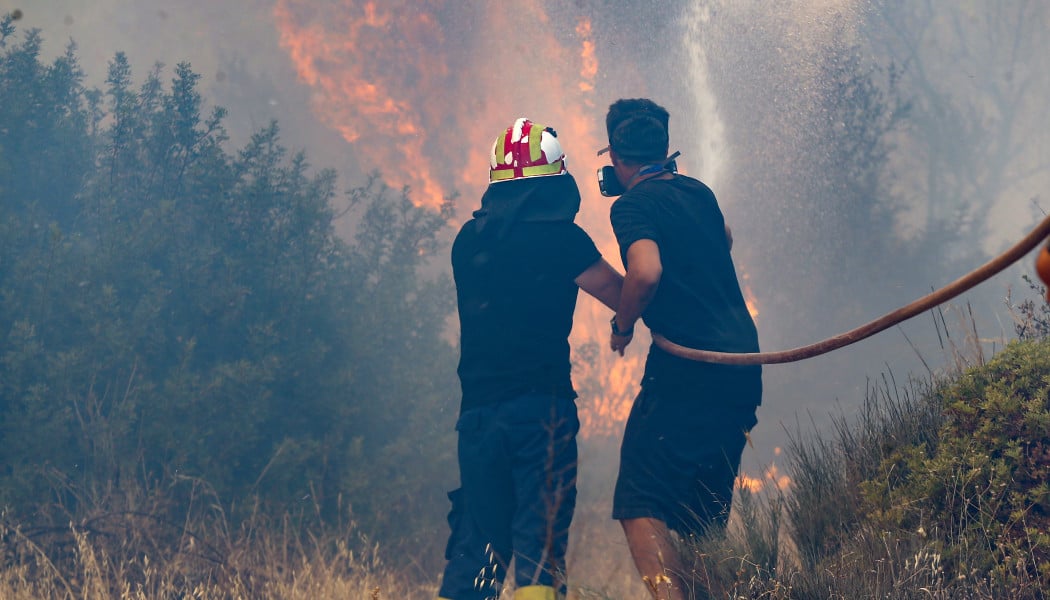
[514,585,559,600]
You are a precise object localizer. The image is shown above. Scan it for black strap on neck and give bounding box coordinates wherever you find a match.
[630,150,681,185]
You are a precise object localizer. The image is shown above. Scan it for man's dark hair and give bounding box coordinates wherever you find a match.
[605,98,670,142]
[610,114,669,164]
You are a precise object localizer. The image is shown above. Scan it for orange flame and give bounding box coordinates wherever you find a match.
[736,447,791,493]
[272,3,661,438]
[741,273,759,320]
[274,0,449,207]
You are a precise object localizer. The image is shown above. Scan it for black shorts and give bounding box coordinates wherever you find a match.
[612,365,761,537]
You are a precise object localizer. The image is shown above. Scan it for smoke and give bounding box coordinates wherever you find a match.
[9,0,361,175]
[681,0,1050,484]
[12,0,1049,492]
[269,0,671,437]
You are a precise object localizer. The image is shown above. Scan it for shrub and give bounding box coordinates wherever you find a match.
[0,17,457,570]
[678,335,1050,598]
[861,339,1050,592]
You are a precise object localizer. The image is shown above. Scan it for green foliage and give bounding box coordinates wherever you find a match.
[1010,275,1050,341]
[860,340,1050,590]
[679,290,1050,598]
[775,371,944,577]
[0,22,457,564]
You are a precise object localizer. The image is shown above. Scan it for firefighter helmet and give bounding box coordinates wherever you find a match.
[489,118,567,183]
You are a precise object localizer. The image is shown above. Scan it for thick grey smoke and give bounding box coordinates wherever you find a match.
[11,0,1049,510]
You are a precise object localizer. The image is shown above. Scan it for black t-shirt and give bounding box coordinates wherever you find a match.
[611,175,760,383]
[452,219,601,412]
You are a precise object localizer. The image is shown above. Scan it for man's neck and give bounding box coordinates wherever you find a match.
[626,167,672,191]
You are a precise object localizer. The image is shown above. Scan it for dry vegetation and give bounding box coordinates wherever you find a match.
[2,15,1047,595]
[0,493,648,598]
[0,508,436,599]
[2,304,1047,599]
[666,303,1050,600]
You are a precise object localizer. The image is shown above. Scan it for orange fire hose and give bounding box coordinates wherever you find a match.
[653,213,1050,365]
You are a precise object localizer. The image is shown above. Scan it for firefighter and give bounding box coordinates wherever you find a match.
[438,118,623,600]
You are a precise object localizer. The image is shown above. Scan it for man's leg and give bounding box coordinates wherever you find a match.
[621,517,689,600]
[439,407,514,600]
[614,385,723,600]
[506,395,579,599]
[613,388,687,599]
[439,488,510,599]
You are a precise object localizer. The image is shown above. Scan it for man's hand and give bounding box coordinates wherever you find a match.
[610,331,633,356]
[609,239,661,358]
[610,315,634,356]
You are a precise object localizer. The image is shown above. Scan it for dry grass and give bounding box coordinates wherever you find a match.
[0,510,658,599]
[0,465,651,600]
[0,516,438,599]
[0,467,444,600]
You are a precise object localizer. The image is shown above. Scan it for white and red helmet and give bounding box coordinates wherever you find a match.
[489,118,568,183]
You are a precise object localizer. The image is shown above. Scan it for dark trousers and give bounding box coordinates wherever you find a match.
[438,394,579,600]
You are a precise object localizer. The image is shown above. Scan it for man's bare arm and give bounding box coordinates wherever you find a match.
[611,239,662,355]
[575,259,623,311]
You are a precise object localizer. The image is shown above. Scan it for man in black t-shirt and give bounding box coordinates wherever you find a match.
[437,118,622,600]
[601,99,762,600]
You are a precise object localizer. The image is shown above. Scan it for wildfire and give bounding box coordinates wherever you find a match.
[271,3,765,442]
[273,0,450,208]
[273,1,638,436]
[576,19,598,96]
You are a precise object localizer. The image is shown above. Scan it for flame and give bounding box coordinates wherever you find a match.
[741,272,759,320]
[272,2,764,438]
[736,473,765,494]
[736,447,791,493]
[273,2,638,436]
[274,0,449,208]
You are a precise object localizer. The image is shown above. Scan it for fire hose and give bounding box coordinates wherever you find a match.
[652,212,1050,365]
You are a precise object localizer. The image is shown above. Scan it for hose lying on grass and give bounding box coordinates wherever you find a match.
[653,212,1050,365]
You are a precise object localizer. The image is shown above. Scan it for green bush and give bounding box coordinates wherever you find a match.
[860,340,1050,591]
[682,333,1050,598]
[0,17,457,564]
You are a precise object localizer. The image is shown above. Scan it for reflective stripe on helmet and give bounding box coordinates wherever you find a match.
[528,122,545,162]
[489,159,565,181]
[494,131,508,168]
